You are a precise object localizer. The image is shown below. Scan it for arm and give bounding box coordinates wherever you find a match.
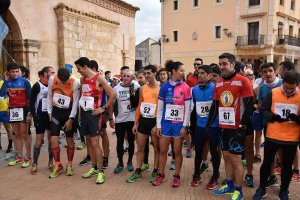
[29,82,40,116]
[205,100,219,128]
[240,97,254,125]
[24,79,31,106]
[47,76,54,115]
[134,87,143,124]
[183,100,191,127]
[98,75,116,109]
[0,80,8,96]
[156,99,164,129]
[261,92,273,122]
[69,79,80,118]
[130,87,140,109]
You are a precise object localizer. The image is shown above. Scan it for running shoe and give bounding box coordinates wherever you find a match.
[65,165,74,176]
[167,150,173,157]
[212,184,234,196]
[170,160,175,170]
[152,173,166,186]
[127,164,134,172]
[114,164,124,174]
[141,163,150,172]
[278,191,288,200]
[49,164,63,178]
[126,172,142,183]
[183,140,188,147]
[230,190,243,200]
[48,161,54,171]
[245,174,254,187]
[102,157,109,169]
[79,156,91,166]
[274,167,281,175]
[0,151,4,158]
[172,175,181,187]
[291,172,299,182]
[252,187,267,200]
[21,158,31,168]
[190,175,201,187]
[76,142,86,150]
[8,157,23,166]
[206,178,218,190]
[149,172,158,183]
[6,151,18,160]
[186,149,192,158]
[5,146,12,154]
[82,168,99,178]
[30,163,38,175]
[96,172,105,184]
[254,154,262,163]
[199,162,209,174]
[265,175,279,188]
[124,147,128,153]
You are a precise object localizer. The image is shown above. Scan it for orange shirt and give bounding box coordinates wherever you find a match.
[52,76,75,101]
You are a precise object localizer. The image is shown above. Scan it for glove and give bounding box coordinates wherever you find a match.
[271,114,286,123]
[287,113,300,124]
[129,83,135,96]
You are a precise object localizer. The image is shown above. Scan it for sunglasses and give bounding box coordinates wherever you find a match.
[194,63,202,67]
[246,74,254,76]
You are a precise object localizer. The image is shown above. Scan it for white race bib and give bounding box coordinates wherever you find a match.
[53,93,71,109]
[121,100,131,114]
[219,107,235,126]
[274,103,298,119]
[196,101,212,117]
[42,98,47,112]
[165,104,184,121]
[140,102,156,118]
[9,108,24,122]
[82,84,91,93]
[79,96,94,111]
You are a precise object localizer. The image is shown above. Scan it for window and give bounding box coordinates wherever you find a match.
[298,28,300,37]
[291,0,295,10]
[280,0,284,5]
[249,0,260,6]
[216,0,222,3]
[215,26,221,39]
[193,0,199,7]
[289,25,293,36]
[173,31,178,42]
[248,22,259,45]
[173,0,179,10]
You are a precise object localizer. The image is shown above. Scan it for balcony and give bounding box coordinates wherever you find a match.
[277,35,300,47]
[236,35,265,46]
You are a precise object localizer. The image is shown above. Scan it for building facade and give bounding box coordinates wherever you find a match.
[1,0,139,82]
[135,38,159,67]
[161,0,300,72]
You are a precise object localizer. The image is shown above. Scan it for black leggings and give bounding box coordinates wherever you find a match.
[259,140,297,192]
[115,122,135,165]
[143,138,149,164]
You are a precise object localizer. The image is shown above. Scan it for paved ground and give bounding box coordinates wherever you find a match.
[0,126,299,200]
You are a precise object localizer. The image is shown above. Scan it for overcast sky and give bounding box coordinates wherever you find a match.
[123,0,161,44]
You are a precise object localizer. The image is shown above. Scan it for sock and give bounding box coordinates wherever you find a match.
[103,156,108,160]
[67,147,75,165]
[235,186,243,195]
[33,147,41,164]
[51,146,61,166]
[48,143,53,162]
[293,169,299,174]
[203,160,208,165]
[93,164,98,170]
[8,139,13,148]
[86,154,91,160]
[227,179,234,190]
[135,168,142,174]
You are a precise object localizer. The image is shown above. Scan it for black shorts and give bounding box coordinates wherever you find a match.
[80,109,101,137]
[50,107,76,137]
[34,113,50,134]
[137,117,156,135]
[9,107,28,123]
[219,128,245,155]
[245,122,254,136]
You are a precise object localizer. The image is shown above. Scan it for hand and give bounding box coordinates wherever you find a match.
[4,71,10,80]
[180,127,186,138]
[64,119,73,132]
[287,113,299,122]
[156,128,162,137]
[271,114,286,123]
[26,115,32,124]
[92,107,105,116]
[132,124,138,135]
[109,119,115,129]
[48,113,52,122]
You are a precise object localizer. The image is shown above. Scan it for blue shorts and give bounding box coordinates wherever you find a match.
[161,120,183,138]
[252,112,263,131]
[0,111,9,123]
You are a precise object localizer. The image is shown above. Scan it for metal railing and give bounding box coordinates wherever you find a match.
[236,35,265,46]
[277,35,300,47]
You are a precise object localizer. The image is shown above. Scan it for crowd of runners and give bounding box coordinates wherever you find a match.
[0,53,299,200]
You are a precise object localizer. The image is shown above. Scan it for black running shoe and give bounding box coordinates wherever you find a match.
[266,175,279,188]
[103,157,109,169]
[79,156,91,166]
[200,163,209,174]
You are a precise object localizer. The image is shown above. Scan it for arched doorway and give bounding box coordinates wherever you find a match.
[1,10,23,76]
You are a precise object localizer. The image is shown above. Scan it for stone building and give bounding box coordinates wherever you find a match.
[135,38,158,67]
[1,0,139,81]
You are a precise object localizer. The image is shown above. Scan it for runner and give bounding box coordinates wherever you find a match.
[75,57,116,184]
[153,60,191,187]
[253,71,300,200]
[27,66,55,174]
[47,68,80,178]
[126,65,160,183]
[190,65,220,190]
[0,63,32,168]
[206,53,253,200]
[113,69,140,173]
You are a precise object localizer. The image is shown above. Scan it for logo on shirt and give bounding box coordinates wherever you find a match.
[220,91,233,106]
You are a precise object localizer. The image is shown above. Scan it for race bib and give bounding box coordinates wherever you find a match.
[196,101,212,117]
[121,100,131,114]
[140,102,156,118]
[53,93,71,109]
[79,96,94,111]
[165,104,184,121]
[9,108,24,122]
[219,107,235,126]
[274,103,298,119]
[42,98,48,112]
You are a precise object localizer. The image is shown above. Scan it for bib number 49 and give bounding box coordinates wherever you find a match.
[57,98,65,106]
